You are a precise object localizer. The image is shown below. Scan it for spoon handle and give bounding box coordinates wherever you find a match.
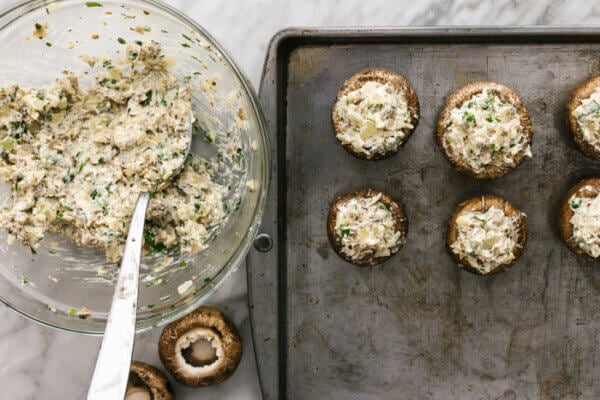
[87,192,150,400]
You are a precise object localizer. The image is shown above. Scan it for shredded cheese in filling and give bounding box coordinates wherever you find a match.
[450,206,520,274]
[334,81,415,158]
[0,43,225,262]
[334,193,403,261]
[573,87,600,152]
[569,190,600,258]
[443,88,531,173]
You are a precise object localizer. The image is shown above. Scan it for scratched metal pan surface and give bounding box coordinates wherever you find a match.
[247,28,600,400]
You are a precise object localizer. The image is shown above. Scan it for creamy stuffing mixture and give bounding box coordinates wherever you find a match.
[573,87,600,152]
[569,190,600,258]
[334,193,403,261]
[0,43,225,261]
[451,207,521,274]
[334,81,415,158]
[444,88,531,173]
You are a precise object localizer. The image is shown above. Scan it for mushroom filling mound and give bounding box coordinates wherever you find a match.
[334,81,414,157]
[573,87,600,151]
[334,192,403,261]
[569,191,600,257]
[0,43,225,261]
[176,327,224,372]
[444,88,530,173]
[450,206,520,274]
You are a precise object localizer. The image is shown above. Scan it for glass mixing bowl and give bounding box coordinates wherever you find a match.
[0,0,269,333]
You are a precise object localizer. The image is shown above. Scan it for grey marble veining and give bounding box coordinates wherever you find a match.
[0,0,599,399]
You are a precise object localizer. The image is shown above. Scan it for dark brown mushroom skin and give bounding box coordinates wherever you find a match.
[558,177,600,259]
[127,360,174,400]
[327,188,408,267]
[436,81,532,179]
[566,76,600,160]
[158,306,242,387]
[331,68,420,160]
[446,194,527,275]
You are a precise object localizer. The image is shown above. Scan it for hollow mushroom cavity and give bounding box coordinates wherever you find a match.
[159,306,242,387]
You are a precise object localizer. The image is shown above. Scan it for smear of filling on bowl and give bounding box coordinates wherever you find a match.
[0,43,225,262]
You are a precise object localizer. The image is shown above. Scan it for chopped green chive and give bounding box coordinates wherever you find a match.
[341,229,350,238]
[143,230,164,253]
[45,42,52,47]
[85,2,103,7]
[181,43,190,48]
[203,277,212,284]
[145,276,163,287]
[464,113,476,123]
[22,277,29,285]
[69,308,77,315]
[180,261,187,268]
[30,247,37,255]
[117,37,126,44]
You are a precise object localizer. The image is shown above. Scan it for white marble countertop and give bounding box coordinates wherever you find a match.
[1,0,599,398]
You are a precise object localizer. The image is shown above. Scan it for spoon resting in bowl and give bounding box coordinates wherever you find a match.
[87,113,192,400]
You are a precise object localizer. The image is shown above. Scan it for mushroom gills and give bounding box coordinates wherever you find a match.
[127,360,174,400]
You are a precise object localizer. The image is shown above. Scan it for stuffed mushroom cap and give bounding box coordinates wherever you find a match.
[558,177,600,259]
[332,68,420,160]
[327,188,408,266]
[437,81,532,179]
[446,194,527,275]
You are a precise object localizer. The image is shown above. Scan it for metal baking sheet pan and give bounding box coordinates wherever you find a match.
[247,27,600,400]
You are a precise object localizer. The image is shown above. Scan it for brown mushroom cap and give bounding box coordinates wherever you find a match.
[558,177,600,259]
[327,188,408,267]
[566,76,600,160]
[331,68,420,160]
[446,194,527,275]
[126,361,174,400]
[158,306,242,387]
[436,81,532,179]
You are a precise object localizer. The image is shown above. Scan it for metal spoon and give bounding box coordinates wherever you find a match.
[87,116,193,400]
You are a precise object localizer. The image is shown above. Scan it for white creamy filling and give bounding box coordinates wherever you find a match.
[569,190,600,258]
[0,43,225,262]
[334,193,403,261]
[573,87,600,152]
[444,88,530,173]
[334,81,414,157]
[450,206,520,274]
